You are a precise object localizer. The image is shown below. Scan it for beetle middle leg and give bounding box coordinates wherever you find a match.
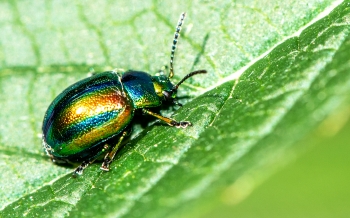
[73,160,93,177]
[73,144,110,176]
[142,108,191,128]
[100,130,129,171]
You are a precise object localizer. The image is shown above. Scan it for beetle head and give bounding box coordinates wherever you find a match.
[153,70,207,104]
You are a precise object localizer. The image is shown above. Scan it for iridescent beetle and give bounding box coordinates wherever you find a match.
[42,13,206,175]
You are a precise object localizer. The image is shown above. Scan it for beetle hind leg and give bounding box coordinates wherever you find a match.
[100,130,129,172]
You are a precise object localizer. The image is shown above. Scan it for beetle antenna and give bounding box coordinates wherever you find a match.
[169,12,186,79]
[173,70,207,91]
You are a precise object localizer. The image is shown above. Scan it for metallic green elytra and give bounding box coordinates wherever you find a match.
[42,12,207,176]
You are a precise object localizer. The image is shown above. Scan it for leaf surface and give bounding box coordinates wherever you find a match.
[0,1,349,217]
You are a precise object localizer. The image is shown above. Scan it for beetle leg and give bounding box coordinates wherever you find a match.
[73,160,94,177]
[142,108,192,128]
[100,131,129,172]
[72,144,110,176]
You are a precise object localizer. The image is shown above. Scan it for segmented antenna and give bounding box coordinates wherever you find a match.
[169,12,186,78]
[173,70,207,90]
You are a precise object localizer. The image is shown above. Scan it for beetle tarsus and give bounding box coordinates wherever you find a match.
[73,161,89,176]
[170,120,191,128]
[176,121,192,128]
[100,157,111,171]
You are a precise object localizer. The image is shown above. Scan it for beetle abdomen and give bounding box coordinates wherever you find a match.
[42,72,133,161]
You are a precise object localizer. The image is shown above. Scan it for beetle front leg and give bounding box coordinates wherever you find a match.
[100,130,129,171]
[142,108,192,128]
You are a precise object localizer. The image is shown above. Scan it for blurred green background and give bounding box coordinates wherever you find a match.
[204,107,350,218]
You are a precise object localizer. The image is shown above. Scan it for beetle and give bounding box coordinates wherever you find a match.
[42,12,206,176]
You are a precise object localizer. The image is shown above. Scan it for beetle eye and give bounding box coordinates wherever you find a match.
[163,90,172,100]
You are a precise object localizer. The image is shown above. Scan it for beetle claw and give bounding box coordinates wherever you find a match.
[100,166,110,172]
[176,121,192,128]
[100,154,114,172]
[100,161,110,171]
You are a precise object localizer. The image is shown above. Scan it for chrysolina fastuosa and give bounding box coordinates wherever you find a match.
[42,13,206,176]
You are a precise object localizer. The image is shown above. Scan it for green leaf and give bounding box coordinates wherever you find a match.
[1,1,349,217]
